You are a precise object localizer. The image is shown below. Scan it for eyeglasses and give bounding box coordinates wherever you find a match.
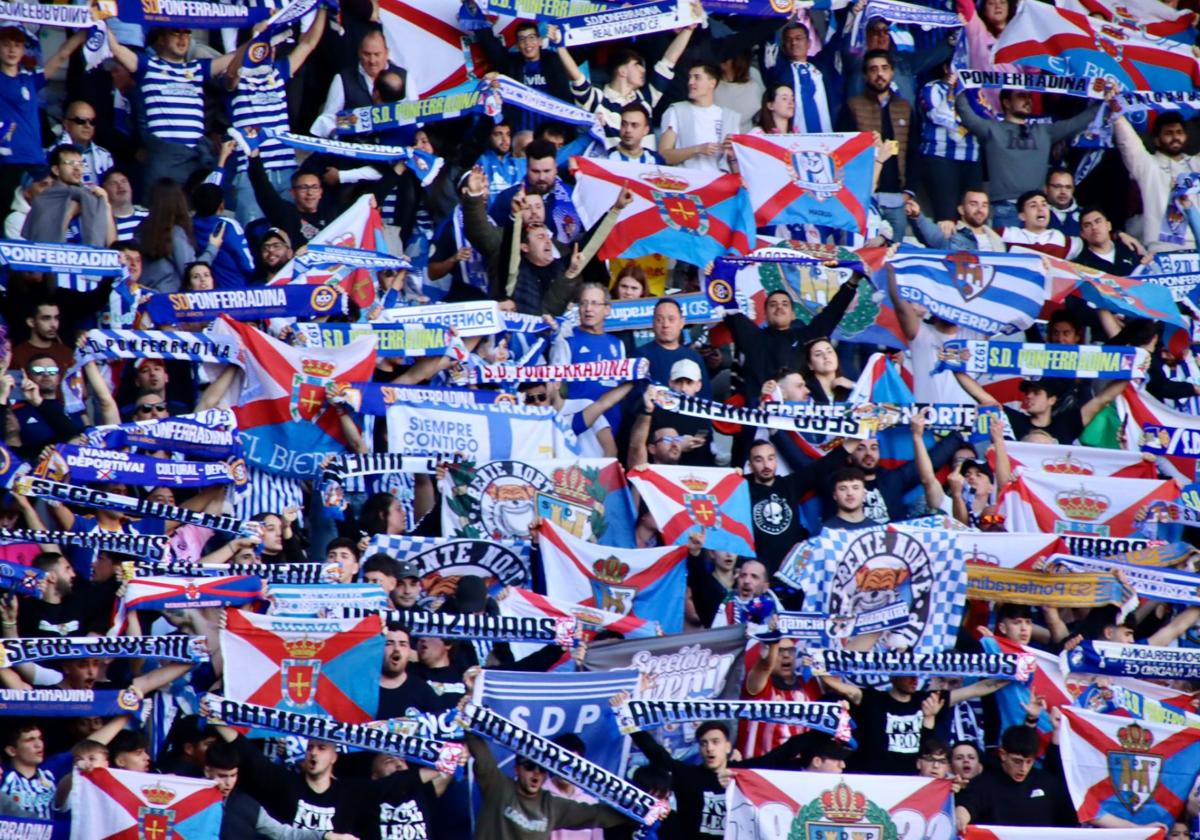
[29,366,59,376]
[524,392,549,403]
[516,32,540,43]
[136,402,168,414]
[68,117,95,126]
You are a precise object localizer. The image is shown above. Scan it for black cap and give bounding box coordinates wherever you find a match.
[395,560,420,580]
[959,459,993,480]
[451,576,488,613]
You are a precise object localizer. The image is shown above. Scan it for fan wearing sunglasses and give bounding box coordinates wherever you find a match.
[8,354,86,458]
[58,102,112,188]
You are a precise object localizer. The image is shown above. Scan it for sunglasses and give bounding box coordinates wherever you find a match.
[524,392,549,403]
[517,759,542,771]
[29,365,58,376]
[655,435,685,444]
[980,513,1006,526]
[136,402,168,414]
[68,117,95,126]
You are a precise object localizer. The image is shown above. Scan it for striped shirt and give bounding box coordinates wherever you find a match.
[571,60,675,151]
[233,467,306,525]
[115,206,149,239]
[918,80,979,162]
[136,54,212,146]
[0,766,55,819]
[228,59,295,173]
[604,147,663,165]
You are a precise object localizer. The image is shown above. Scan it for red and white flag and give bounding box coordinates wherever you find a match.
[538,519,688,634]
[70,767,223,840]
[220,608,384,723]
[497,585,660,639]
[893,522,1062,570]
[1059,706,1200,826]
[966,826,1164,840]
[209,315,377,479]
[627,464,755,555]
[996,441,1158,480]
[1056,0,1193,40]
[726,771,953,840]
[1115,387,1200,483]
[570,156,754,265]
[268,195,387,309]
[730,131,876,232]
[378,0,469,97]
[997,471,1178,538]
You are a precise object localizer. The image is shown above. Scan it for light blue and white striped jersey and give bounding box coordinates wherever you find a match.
[605,146,663,165]
[918,79,979,162]
[0,766,55,819]
[136,55,212,146]
[228,59,295,173]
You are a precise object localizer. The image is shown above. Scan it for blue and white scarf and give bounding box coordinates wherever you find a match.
[144,286,349,325]
[1062,639,1200,680]
[85,410,242,460]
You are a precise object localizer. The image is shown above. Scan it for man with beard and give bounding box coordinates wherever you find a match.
[378,623,441,719]
[817,414,960,524]
[909,189,1005,252]
[745,440,809,573]
[256,227,294,283]
[491,140,578,246]
[1115,111,1200,252]
[711,560,780,627]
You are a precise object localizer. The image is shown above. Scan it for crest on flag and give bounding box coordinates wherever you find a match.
[539,520,688,633]
[589,555,637,616]
[1060,706,1200,826]
[280,637,324,707]
[653,191,709,235]
[220,609,383,723]
[290,359,336,422]
[790,150,842,199]
[627,465,755,556]
[442,459,637,547]
[1108,723,1163,813]
[794,781,896,840]
[137,783,179,840]
[948,252,996,302]
[726,770,954,840]
[684,489,722,529]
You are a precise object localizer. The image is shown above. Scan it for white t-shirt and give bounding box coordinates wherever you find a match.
[908,322,982,404]
[661,101,738,172]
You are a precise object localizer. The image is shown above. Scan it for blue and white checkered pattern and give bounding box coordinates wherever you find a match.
[783,525,965,656]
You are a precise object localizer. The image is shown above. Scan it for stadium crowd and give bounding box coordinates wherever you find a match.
[3,0,1200,837]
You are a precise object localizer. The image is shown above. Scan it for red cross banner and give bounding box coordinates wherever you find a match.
[627,464,755,555]
[570,156,755,267]
[70,767,222,840]
[209,315,377,480]
[731,131,876,233]
[220,608,384,724]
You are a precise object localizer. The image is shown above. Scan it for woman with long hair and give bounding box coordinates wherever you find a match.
[752,85,795,136]
[715,50,764,132]
[802,337,855,403]
[135,179,220,293]
[610,264,649,300]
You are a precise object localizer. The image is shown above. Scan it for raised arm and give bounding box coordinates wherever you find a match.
[1080,379,1128,427]
[909,413,943,511]
[106,28,140,74]
[288,6,327,74]
[885,261,922,342]
[44,30,88,79]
